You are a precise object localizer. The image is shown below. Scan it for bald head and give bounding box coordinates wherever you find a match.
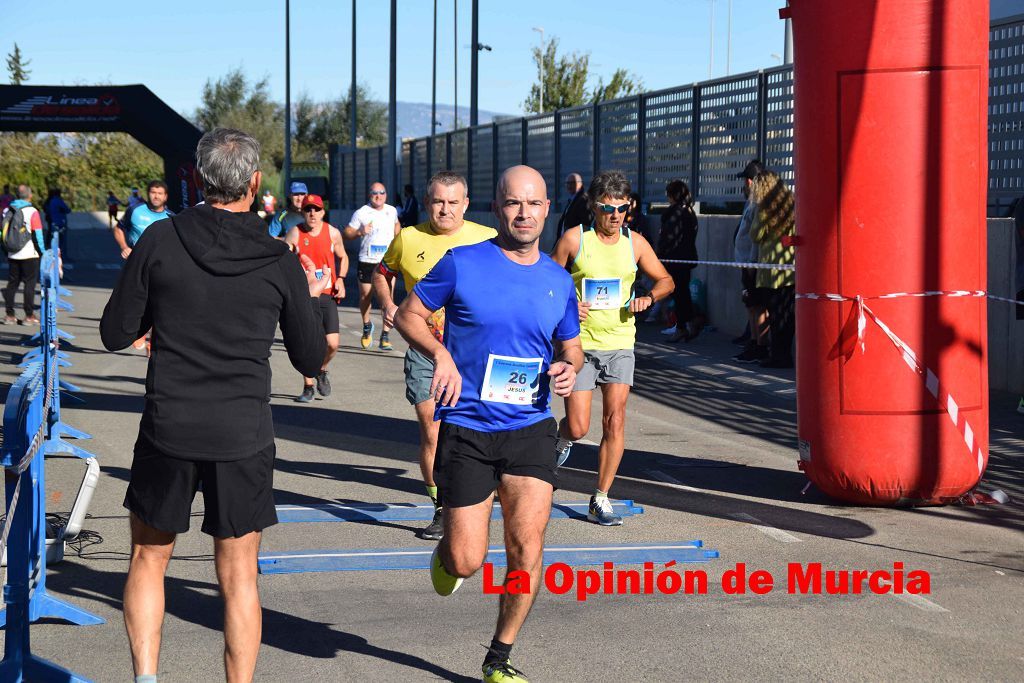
[565,172,583,195]
[494,165,550,250]
[497,165,548,202]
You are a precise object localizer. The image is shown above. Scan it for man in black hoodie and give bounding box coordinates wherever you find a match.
[100,127,328,683]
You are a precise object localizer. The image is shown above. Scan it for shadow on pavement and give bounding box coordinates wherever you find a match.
[45,561,477,681]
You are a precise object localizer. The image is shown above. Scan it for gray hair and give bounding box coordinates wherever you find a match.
[195,127,261,204]
[587,170,631,207]
[426,170,468,196]
[16,184,31,199]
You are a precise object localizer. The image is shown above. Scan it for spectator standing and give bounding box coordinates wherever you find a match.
[658,179,702,343]
[44,188,71,255]
[733,160,771,363]
[100,128,328,683]
[556,172,591,240]
[750,170,797,369]
[0,184,14,214]
[398,183,420,227]
[1,184,46,325]
[268,182,308,238]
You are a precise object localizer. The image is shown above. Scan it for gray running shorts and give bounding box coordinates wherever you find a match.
[404,346,435,405]
[574,349,635,392]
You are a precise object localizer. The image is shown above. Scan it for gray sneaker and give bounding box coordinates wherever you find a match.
[555,438,573,467]
[295,385,315,403]
[588,496,623,526]
[316,370,332,397]
[420,506,444,540]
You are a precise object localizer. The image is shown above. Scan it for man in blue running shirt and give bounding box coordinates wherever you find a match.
[268,181,308,238]
[396,165,583,683]
[113,180,174,260]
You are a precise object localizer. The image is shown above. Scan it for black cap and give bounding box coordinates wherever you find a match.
[736,160,764,180]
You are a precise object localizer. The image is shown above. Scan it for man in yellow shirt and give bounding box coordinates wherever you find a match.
[372,170,496,540]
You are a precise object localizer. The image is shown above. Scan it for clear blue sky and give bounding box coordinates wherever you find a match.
[15,0,789,117]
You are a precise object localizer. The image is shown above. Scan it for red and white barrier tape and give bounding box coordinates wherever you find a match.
[796,288,988,475]
[661,258,796,270]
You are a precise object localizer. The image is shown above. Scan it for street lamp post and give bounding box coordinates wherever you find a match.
[350,0,357,152]
[388,0,397,194]
[470,0,478,127]
[284,0,292,190]
[532,26,544,112]
[432,0,438,135]
[454,0,458,130]
[708,0,715,78]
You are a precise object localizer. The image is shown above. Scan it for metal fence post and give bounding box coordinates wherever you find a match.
[690,84,701,201]
[521,118,529,165]
[553,111,562,210]
[492,122,499,195]
[756,70,768,166]
[636,94,647,205]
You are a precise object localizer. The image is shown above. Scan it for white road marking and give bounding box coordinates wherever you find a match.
[893,593,948,613]
[642,469,703,492]
[729,512,802,543]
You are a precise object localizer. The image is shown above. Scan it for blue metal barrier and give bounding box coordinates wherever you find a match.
[0,236,101,682]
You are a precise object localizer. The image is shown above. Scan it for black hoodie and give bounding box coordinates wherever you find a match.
[100,204,326,461]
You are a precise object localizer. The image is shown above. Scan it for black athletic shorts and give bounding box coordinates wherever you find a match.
[357,261,378,284]
[1017,288,1024,321]
[318,294,340,334]
[434,418,558,508]
[124,440,278,538]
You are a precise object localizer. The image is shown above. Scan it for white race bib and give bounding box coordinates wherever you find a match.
[481,354,543,405]
[370,243,388,258]
[582,277,624,310]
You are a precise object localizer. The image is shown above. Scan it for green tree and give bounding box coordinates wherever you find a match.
[194,68,285,175]
[293,84,387,163]
[6,43,30,85]
[523,37,644,113]
[524,38,589,113]
[590,68,644,104]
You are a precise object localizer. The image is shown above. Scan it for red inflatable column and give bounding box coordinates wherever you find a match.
[789,0,989,504]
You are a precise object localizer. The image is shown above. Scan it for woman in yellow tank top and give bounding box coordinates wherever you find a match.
[550,171,675,526]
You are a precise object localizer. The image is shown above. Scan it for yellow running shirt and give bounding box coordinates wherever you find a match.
[380,220,496,341]
[570,227,638,351]
[380,220,496,292]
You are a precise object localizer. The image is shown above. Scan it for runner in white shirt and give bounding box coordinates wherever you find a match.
[344,182,401,350]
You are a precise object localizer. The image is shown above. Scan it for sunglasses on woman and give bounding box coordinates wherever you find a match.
[595,202,629,214]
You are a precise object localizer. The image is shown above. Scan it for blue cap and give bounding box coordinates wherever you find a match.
[289,181,308,194]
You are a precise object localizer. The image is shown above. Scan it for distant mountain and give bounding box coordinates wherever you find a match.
[397,101,511,141]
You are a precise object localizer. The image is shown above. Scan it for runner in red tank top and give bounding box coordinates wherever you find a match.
[285,194,348,402]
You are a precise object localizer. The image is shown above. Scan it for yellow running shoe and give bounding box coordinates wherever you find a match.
[482,659,529,682]
[360,322,374,349]
[430,545,463,596]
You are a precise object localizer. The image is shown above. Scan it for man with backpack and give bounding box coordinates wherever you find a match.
[1,185,46,325]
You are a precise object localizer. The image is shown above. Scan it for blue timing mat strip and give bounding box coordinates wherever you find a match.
[275,500,644,524]
[258,542,717,575]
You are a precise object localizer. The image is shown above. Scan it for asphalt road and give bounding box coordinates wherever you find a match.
[0,228,1021,682]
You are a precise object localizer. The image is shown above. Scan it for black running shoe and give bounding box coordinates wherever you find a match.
[295,385,315,403]
[420,506,444,541]
[316,371,332,396]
